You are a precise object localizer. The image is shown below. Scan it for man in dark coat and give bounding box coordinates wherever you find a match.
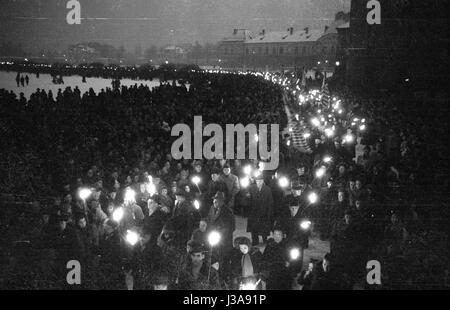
[171,188,198,247]
[205,168,230,217]
[262,225,292,290]
[220,163,240,211]
[142,196,167,247]
[177,243,221,290]
[330,211,363,278]
[247,175,274,245]
[206,191,235,255]
[310,253,343,290]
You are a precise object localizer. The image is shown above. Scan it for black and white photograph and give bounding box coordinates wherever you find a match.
[0,0,448,297]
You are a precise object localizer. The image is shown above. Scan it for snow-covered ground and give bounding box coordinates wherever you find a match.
[0,71,166,99]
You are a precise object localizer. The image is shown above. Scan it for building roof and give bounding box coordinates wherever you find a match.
[246,29,324,44]
[222,29,254,42]
[245,19,347,44]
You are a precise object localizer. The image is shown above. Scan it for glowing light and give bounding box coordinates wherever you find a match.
[243,165,252,175]
[193,200,200,210]
[192,176,201,185]
[300,220,312,230]
[254,170,262,178]
[254,134,259,142]
[325,128,334,137]
[344,134,354,144]
[146,183,157,196]
[323,156,332,163]
[338,109,343,114]
[362,118,366,123]
[315,166,326,178]
[125,230,139,246]
[278,177,289,188]
[303,132,311,139]
[359,124,366,131]
[240,280,260,290]
[308,192,318,204]
[240,177,250,188]
[295,114,299,121]
[311,118,320,127]
[208,231,221,247]
[336,61,340,66]
[78,188,92,201]
[290,248,301,260]
[258,162,265,171]
[287,140,291,146]
[112,207,124,222]
[124,188,136,203]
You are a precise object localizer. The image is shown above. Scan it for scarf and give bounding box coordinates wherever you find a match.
[241,254,254,277]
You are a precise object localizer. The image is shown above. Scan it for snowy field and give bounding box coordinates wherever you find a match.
[0,71,168,99]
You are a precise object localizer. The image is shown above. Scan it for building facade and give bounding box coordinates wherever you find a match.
[218,15,349,72]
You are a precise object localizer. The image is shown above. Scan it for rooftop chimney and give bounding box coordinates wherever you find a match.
[233,29,238,35]
[262,29,265,35]
[289,27,294,35]
[324,25,329,33]
[304,27,309,34]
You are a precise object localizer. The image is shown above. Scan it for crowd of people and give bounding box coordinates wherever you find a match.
[0,64,448,290]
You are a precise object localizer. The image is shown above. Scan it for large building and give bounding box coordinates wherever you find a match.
[218,13,349,72]
[217,29,254,68]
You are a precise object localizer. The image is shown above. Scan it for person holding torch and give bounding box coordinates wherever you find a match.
[206,192,235,256]
[226,236,264,290]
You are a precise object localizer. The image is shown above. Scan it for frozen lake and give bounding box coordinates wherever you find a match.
[0,71,171,99]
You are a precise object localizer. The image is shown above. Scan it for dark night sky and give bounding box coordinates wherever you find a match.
[0,0,350,52]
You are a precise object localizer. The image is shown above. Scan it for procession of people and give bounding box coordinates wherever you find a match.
[0,62,448,290]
